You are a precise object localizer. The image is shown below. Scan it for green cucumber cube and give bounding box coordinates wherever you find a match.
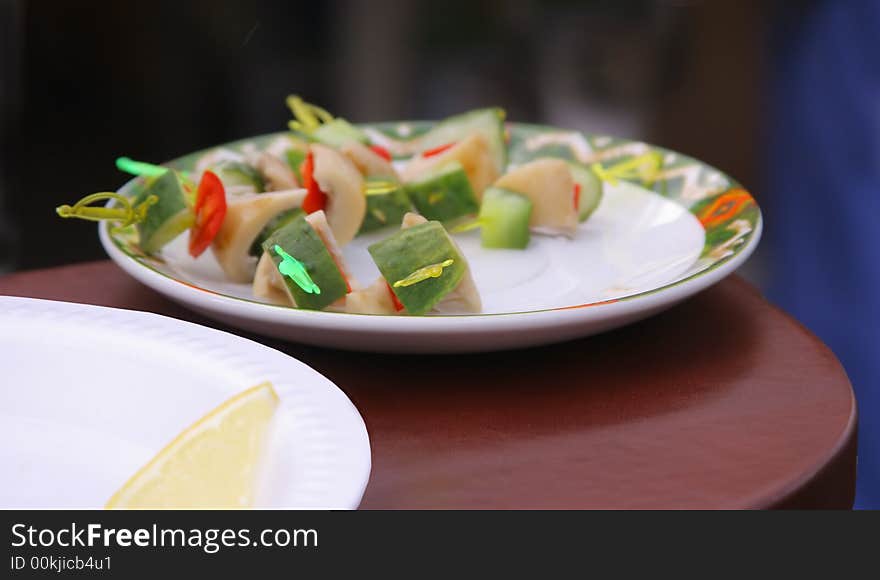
[405,161,479,222]
[479,187,532,249]
[359,177,411,233]
[134,170,193,254]
[262,215,348,311]
[568,161,603,222]
[368,221,466,315]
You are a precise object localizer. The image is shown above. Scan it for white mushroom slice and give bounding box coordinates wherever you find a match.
[401,133,499,200]
[194,147,245,176]
[245,151,299,191]
[311,144,366,246]
[304,210,356,284]
[401,211,428,229]
[253,251,295,306]
[264,135,307,160]
[431,267,482,314]
[340,140,398,178]
[224,184,261,197]
[399,212,481,314]
[239,142,259,158]
[212,189,306,283]
[493,158,578,237]
[345,278,397,315]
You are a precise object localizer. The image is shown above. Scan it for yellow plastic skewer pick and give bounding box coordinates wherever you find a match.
[364,180,399,196]
[393,259,455,288]
[286,95,335,134]
[56,192,158,230]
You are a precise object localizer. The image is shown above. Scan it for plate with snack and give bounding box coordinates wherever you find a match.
[0,296,371,508]
[59,97,761,352]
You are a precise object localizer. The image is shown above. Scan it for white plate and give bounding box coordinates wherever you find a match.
[100,128,762,353]
[0,296,371,508]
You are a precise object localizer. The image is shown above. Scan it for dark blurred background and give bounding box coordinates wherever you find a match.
[2,0,878,508]
[0,0,763,270]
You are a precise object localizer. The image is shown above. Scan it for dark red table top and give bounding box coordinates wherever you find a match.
[0,261,857,509]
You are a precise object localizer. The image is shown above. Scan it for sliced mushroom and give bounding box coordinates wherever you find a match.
[345,278,397,315]
[253,251,294,306]
[401,133,498,200]
[304,210,355,283]
[311,144,366,246]
[431,270,481,314]
[194,147,245,176]
[401,211,428,229]
[493,158,578,237]
[247,151,299,191]
[264,135,308,160]
[212,189,306,283]
[340,140,398,179]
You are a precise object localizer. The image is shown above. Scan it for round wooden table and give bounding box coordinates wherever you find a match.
[0,261,857,508]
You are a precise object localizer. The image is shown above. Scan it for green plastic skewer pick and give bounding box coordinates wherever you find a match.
[273,244,321,294]
[115,157,170,178]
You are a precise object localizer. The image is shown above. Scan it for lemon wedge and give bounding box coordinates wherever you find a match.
[106,382,279,509]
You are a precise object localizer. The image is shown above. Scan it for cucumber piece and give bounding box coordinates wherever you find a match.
[261,215,348,311]
[212,161,265,192]
[285,149,307,182]
[568,161,603,222]
[478,187,532,249]
[248,208,305,257]
[368,221,466,315]
[418,108,507,174]
[359,177,411,233]
[405,161,479,222]
[133,170,193,254]
[310,118,368,148]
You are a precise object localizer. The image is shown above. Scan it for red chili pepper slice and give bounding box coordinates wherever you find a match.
[369,144,392,162]
[573,183,581,210]
[188,170,227,258]
[422,142,455,158]
[386,282,405,312]
[301,152,328,214]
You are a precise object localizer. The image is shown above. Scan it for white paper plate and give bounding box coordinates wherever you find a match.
[100,126,762,353]
[0,296,371,509]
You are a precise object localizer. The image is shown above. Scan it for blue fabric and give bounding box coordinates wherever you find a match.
[768,0,880,508]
